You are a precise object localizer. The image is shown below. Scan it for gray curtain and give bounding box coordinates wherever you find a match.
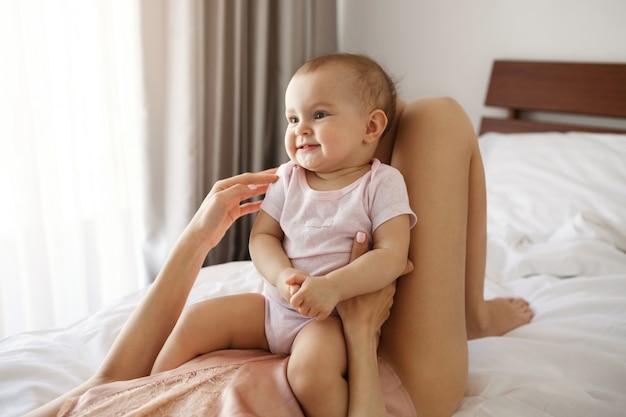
[203,0,338,265]
[140,0,337,280]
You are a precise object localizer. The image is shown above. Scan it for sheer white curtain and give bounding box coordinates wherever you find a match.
[0,0,336,340]
[0,1,146,339]
[139,0,206,280]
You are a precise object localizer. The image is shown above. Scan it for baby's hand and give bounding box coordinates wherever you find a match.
[277,268,308,302]
[287,275,339,320]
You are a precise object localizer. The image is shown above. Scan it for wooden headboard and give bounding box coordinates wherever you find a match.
[479,60,626,134]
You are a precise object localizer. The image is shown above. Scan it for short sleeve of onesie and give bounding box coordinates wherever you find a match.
[368,162,417,231]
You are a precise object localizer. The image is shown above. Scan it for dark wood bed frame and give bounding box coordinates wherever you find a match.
[479,60,626,135]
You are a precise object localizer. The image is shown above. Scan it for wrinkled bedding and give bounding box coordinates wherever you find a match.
[0,263,415,417]
[2,261,625,417]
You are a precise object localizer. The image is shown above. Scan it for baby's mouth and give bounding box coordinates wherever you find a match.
[297,144,318,150]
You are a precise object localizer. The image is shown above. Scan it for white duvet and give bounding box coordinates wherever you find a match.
[1,131,625,416]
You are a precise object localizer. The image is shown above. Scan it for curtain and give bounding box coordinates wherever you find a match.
[142,0,338,273]
[139,0,207,280]
[203,0,338,265]
[0,1,146,339]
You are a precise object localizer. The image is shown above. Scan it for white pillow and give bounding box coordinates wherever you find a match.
[479,131,626,247]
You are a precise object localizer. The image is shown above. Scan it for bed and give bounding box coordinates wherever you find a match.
[1,60,625,416]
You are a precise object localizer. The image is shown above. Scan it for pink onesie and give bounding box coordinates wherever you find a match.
[260,158,416,354]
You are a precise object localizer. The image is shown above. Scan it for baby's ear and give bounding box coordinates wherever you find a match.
[364,109,388,144]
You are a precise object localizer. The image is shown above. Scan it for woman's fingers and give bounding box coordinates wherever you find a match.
[212,169,278,194]
[337,282,397,329]
[349,231,369,263]
[208,170,278,216]
[190,170,278,250]
[348,230,413,275]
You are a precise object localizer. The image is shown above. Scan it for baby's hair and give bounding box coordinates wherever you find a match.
[295,53,397,136]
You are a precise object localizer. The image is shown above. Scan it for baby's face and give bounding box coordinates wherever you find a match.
[284,66,373,174]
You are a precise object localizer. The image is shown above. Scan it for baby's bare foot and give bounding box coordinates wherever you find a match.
[467,297,533,339]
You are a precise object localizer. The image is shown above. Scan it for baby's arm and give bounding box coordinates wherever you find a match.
[249,210,305,301]
[289,214,411,319]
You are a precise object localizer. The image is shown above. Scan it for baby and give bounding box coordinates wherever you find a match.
[249,53,416,416]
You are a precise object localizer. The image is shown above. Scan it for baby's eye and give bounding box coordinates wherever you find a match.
[287,116,299,124]
[313,111,327,120]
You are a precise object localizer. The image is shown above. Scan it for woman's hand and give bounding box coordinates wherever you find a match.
[336,231,412,417]
[285,231,413,322]
[187,169,278,251]
[337,232,412,336]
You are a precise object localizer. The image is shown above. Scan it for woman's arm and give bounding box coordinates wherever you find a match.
[339,232,412,417]
[99,170,278,380]
[340,285,396,417]
[24,170,278,417]
[328,214,410,299]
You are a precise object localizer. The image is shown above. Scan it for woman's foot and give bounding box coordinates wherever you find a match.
[467,297,533,339]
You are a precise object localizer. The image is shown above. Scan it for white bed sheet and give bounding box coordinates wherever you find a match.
[1,259,625,417]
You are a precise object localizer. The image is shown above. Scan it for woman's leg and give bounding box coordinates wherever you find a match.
[378,97,531,416]
[152,293,269,373]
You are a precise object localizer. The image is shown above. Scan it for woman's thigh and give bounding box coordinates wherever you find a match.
[379,97,480,416]
[153,293,269,372]
[182,293,269,351]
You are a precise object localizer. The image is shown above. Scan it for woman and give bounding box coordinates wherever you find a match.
[25,97,531,417]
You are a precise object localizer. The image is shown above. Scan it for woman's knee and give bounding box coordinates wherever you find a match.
[402,96,467,123]
[398,96,477,155]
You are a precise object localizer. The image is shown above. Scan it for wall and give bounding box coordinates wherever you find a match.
[337,0,626,131]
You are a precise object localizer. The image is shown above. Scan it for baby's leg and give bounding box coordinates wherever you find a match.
[287,316,347,417]
[151,293,268,373]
